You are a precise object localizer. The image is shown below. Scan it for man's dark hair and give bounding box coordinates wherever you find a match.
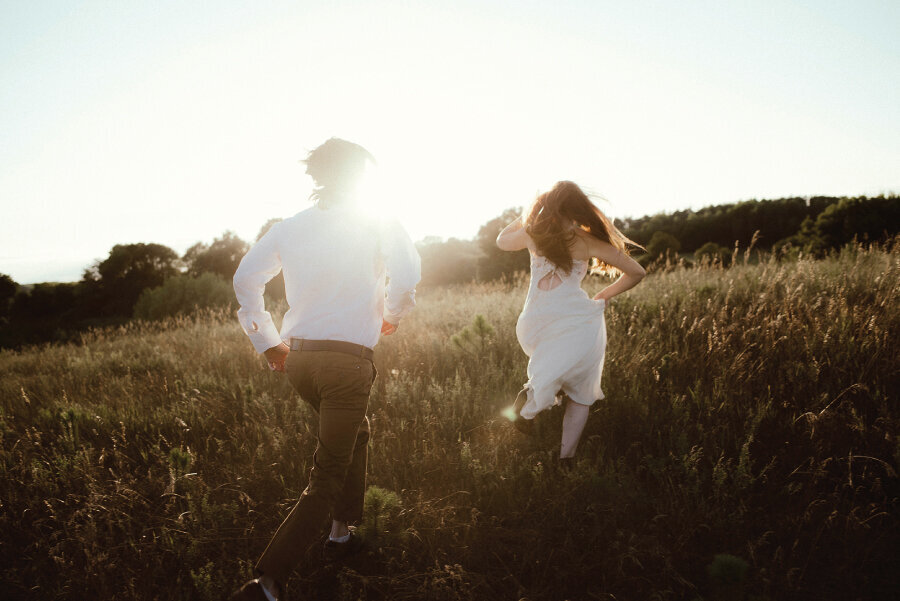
[304,138,375,208]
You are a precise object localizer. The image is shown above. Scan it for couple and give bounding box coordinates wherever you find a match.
[229,138,645,601]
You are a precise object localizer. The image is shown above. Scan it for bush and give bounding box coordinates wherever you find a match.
[133,273,236,320]
[646,231,682,258]
[694,242,731,265]
[360,485,404,544]
[796,196,900,254]
[417,237,480,286]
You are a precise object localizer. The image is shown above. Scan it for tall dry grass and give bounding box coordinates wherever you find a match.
[1,242,897,600]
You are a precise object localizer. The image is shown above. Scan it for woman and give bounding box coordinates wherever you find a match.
[496,181,645,467]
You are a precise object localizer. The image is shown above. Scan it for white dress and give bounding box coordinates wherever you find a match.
[515,253,607,419]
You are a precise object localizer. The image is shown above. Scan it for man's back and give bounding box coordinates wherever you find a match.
[233,205,420,352]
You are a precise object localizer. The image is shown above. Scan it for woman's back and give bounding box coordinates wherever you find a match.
[529,252,589,292]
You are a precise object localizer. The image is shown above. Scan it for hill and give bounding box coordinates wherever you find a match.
[1,242,897,600]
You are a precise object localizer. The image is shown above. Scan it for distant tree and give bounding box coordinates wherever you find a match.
[85,243,180,316]
[790,216,826,255]
[10,282,78,322]
[417,237,480,286]
[4,283,88,347]
[810,196,900,249]
[621,196,846,252]
[646,231,682,258]
[694,242,731,265]
[182,243,205,272]
[781,197,900,256]
[183,231,249,279]
[134,273,236,320]
[0,274,16,322]
[476,208,530,280]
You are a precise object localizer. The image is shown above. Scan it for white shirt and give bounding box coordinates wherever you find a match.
[233,205,421,353]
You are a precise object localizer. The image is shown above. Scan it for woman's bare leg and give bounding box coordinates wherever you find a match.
[560,399,590,459]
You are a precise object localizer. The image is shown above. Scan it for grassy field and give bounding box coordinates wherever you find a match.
[1,244,898,600]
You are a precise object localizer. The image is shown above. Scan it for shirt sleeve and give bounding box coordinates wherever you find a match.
[381,219,422,324]
[233,225,284,353]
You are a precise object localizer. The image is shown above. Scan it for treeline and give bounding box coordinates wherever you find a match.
[1,195,897,348]
[622,194,900,257]
[419,194,900,284]
[0,224,282,349]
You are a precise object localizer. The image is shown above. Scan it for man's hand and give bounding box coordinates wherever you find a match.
[264,342,290,372]
[381,319,398,336]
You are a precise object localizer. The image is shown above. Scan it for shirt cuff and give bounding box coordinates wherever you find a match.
[383,292,416,325]
[243,321,283,354]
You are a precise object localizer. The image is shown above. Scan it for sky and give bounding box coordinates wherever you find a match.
[1,0,898,284]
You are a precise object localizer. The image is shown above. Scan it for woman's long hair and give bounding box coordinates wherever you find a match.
[525,181,640,276]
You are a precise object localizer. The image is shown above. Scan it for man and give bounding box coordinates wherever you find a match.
[230,138,421,601]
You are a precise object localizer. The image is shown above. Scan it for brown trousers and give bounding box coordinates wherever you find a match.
[255,349,375,585]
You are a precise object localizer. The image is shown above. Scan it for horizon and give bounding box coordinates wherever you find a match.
[8,190,894,286]
[2,1,898,284]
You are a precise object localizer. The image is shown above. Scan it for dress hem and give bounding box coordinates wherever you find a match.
[519,384,604,418]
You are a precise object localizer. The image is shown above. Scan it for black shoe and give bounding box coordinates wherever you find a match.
[558,457,575,472]
[323,527,365,562]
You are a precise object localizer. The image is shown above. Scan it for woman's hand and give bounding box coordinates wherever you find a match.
[264,342,290,372]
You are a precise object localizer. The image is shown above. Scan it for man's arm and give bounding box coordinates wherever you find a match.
[382,220,422,330]
[233,225,286,363]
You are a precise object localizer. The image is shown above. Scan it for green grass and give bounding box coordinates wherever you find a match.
[1,243,898,600]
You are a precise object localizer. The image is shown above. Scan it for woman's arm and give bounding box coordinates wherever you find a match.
[588,238,646,302]
[496,216,530,251]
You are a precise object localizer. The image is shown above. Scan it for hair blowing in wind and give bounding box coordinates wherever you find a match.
[525,181,642,276]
